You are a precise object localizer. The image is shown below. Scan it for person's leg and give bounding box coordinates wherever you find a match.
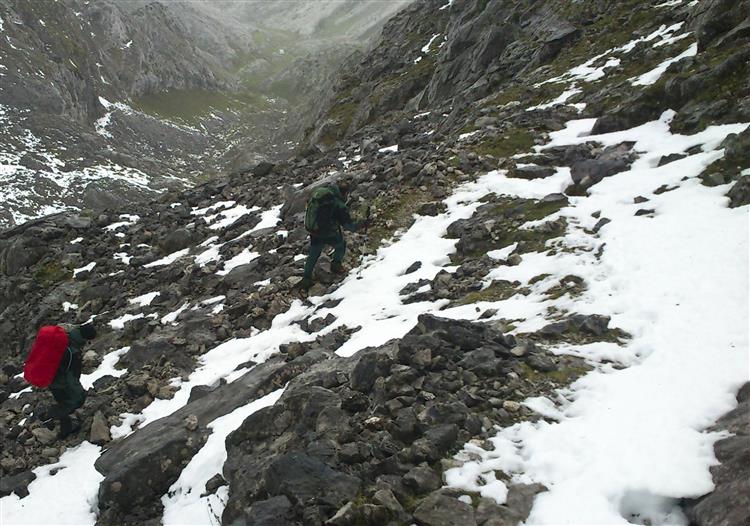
[48,375,86,438]
[303,237,325,279]
[48,387,73,436]
[331,232,347,272]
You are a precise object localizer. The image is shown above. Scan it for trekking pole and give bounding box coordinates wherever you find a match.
[357,206,371,279]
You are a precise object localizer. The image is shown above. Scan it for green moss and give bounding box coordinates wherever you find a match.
[472,128,535,159]
[132,89,270,124]
[35,261,70,287]
[519,362,591,384]
[544,275,586,300]
[529,274,551,285]
[456,280,525,305]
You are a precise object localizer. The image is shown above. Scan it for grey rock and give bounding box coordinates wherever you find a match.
[264,452,360,508]
[159,228,193,254]
[404,465,442,494]
[241,495,295,526]
[685,382,750,526]
[413,491,477,526]
[569,159,630,191]
[373,488,404,514]
[90,410,112,445]
[31,427,57,445]
[0,470,36,498]
[510,164,556,180]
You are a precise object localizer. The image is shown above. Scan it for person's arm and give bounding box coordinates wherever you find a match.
[336,201,360,231]
[65,328,85,376]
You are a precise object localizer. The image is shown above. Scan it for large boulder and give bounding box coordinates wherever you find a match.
[685,383,750,526]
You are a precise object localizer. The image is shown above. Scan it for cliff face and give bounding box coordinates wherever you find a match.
[1,1,749,525]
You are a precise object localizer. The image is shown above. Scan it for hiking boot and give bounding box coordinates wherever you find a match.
[58,416,81,440]
[330,262,346,274]
[299,276,313,291]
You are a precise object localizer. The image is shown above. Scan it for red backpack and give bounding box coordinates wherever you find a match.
[23,326,70,387]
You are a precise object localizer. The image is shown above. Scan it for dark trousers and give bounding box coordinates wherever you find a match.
[44,373,86,436]
[303,233,346,279]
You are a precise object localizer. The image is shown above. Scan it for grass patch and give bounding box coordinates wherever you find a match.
[473,128,536,159]
[543,275,586,299]
[456,280,525,305]
[519,361,591,384]
[34,261,70,287]
[132,89,271,124]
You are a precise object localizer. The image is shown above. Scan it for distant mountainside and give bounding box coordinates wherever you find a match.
[0,0,413,229]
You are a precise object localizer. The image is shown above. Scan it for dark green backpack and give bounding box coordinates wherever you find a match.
[305,186,337,233]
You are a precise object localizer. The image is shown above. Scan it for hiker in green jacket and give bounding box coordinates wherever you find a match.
[301,180,368,290]
[39,323,97,438]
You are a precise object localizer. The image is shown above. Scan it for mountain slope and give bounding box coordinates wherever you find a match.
[0,1,749,525]
[0,0,415,230]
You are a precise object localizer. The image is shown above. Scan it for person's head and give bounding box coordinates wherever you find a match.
[338,179,351,198]
[79,323,97,341]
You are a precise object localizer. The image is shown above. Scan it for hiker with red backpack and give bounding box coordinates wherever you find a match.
[301,179,369,291]
[24,323,97,438]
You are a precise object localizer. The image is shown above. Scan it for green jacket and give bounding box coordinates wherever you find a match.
[314,186,359,238]
[50,327,85,388]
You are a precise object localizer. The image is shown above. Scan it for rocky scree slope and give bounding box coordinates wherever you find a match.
[1,0,750,525]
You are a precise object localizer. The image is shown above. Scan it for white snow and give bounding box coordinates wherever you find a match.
[207,204,259,230]
[111,302,313,439]
[631,43,698,86]
[0,442,103,525]
[72,262,96,277]
[161,302,190,325]
[109,313,144,330]
[192,201,235,216]
[306,167,569,359]
[195,243,223,267]
[113,252,132,265]
[104,214,139,231]
[527,88,582,111]
[95,112,113,138]
[378,144,399,153]
[250,204,283,232]
[129,291,160,307]
[62,301,79,312]
[81,347,129,389]
[421,33,441,53]
[444,112,750,524]
[161,388,285,525]
[144,248,190,268]
[216,248,259,276]
[458,130,481,141]
[70,237,83,244]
